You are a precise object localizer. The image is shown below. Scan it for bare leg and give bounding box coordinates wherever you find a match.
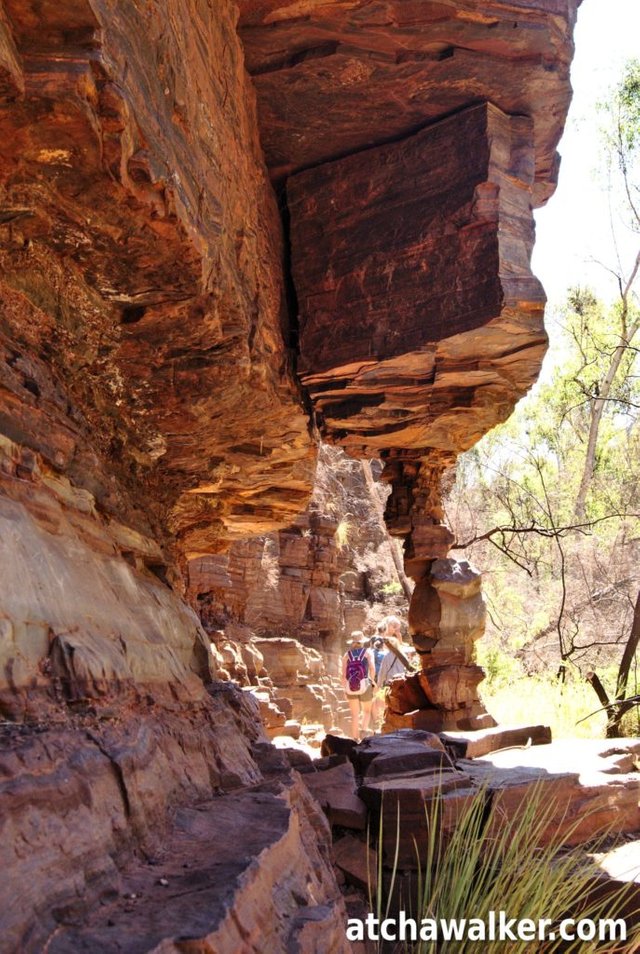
[360,699,373,737]
[348,697,360,739]
[371,693,384,728]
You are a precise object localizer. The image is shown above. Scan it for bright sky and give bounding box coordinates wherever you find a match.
[532,0,640,308]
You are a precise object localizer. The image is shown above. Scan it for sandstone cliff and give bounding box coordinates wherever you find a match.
[189,444,406,665]
[0,0,581,950]
[189,443,409,734]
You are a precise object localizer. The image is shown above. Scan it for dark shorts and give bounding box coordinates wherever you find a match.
[346,685,373,703]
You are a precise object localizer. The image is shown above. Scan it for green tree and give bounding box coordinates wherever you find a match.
[573,60,640,519]
[446,61,640,735]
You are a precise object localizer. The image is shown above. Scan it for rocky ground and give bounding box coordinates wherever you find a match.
[0,2,592,950]
[16,713,640,953]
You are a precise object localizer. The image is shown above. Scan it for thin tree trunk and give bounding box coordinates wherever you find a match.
[616,587,640,703]
[573,328,638,519]
[585,672,619,738]
[573,248,640,520]
[585,587,640,737]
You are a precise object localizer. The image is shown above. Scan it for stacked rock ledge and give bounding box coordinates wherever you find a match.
[0,0,589,950]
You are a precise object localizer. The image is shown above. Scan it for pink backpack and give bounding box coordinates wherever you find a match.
[346,648,369,694]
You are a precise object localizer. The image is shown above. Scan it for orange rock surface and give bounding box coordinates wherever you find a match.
[0,0,584,949]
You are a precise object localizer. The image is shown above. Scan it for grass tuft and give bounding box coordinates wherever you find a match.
[369,781,639,953]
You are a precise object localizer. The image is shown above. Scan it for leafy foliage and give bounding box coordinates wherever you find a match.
[447,295,640,677]
[447,61,640,720]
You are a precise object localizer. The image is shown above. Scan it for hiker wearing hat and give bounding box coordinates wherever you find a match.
[369,622,387,728]
[377,616,415,687]
[342,630,376,740]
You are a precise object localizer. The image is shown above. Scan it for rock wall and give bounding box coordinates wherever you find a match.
[0,2,320,948]
[0,0,314,561]
[239,0,580,725]
[238,0,577,198]
[188,443,409,733]
[189,444,407,670]
[0,0,582,949]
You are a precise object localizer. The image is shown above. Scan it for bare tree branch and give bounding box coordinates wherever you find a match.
[452,513,640,550]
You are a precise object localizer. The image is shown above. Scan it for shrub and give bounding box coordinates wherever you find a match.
[481,671,609,739]
[335,517,352,549]
[369,782,637,953]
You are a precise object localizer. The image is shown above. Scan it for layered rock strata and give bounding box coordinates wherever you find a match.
[0,0,583,948]
[206,629,351,733]
[23,740,351,954]
[238,0,579,195]
[189,444,407,669]
[311,729,640,923]
[0,2,316,948]
[239,0,579,726]
[288,98,547,727]
[0,0,314,561]
[0,684,263,951]
[384,557,495,731]
[290,101,546,457]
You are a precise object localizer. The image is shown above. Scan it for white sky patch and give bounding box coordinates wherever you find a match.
[532,0,640,309]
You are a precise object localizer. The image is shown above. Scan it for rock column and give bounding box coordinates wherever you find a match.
[383,454,496,732]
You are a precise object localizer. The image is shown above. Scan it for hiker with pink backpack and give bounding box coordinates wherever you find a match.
[341,631,376,740]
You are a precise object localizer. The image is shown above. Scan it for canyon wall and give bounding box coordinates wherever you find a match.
[0,1,325,948]
[188,443,409,735]
[239,0,580,728]
[189,444,406,668]
[0,0,581,949]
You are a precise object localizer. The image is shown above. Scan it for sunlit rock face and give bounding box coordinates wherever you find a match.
[0,0,314,563]
[237,0,580,493]
[238,0,580,724]
[237,0,579,204]
[289,102,547,462]
[0,2,318,945]
[188,444,404,670]
[0,0,583,945]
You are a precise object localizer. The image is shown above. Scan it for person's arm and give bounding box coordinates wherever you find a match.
[366,649,376,685]
[377,652,390,686]
[341,653,348,691]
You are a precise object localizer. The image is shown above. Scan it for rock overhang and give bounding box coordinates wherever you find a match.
[0,0,582,562]
[235,0,580,555]
[237,0,581,203]
[0,0,316,560]
[0,2,591,942]
[288,101,548,459]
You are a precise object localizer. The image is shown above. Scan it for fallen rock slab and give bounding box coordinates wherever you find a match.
[301,760,367,830]
[477,738,640,776]
[359,769,473,813]
[332,835,377,893]
[593,840,640,883]
[367,780,479,869]
[321,734,358,759]
[440,724,552,759]
[363,746,453,780]
[352,729,446,776]
[462,739,640,846]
